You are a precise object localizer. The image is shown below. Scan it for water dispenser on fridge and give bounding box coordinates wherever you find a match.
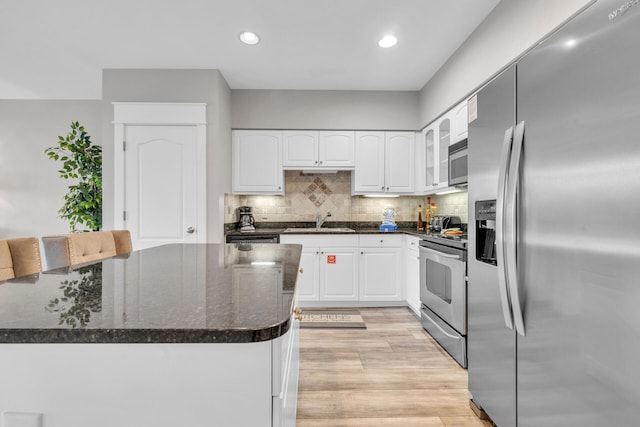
[475,200,497,265]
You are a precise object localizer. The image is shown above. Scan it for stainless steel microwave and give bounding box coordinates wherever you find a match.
[448,139,468,186]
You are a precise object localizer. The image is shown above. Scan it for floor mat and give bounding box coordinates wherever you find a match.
[299,309,366,329]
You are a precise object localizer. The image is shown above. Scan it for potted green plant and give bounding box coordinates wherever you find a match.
[45,121,102,231]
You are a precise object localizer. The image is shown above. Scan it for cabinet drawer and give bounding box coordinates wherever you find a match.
[280,234,358,248]
[405,235,421,250]
[359,234,402,248]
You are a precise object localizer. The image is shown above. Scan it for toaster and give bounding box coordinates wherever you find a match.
[430,215,462,232]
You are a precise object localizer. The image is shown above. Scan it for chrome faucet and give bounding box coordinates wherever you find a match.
[315,211,332,230]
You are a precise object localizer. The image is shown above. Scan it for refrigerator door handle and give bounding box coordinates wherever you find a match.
[506,120,526,336]
[496,126,514,330]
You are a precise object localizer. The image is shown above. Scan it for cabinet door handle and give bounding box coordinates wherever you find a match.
[386,187,389,191]
[361,251,364,255]
[299,268,304,274]
[319,161,323,165]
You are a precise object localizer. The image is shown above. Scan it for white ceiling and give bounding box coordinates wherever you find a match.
[0,0,501,99]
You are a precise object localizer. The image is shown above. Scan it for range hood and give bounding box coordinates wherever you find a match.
[300,169,339,174]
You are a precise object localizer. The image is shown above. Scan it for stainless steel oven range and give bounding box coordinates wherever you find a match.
[419,233,467,367]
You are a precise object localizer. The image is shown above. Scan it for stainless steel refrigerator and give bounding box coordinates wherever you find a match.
[467,1,640,426]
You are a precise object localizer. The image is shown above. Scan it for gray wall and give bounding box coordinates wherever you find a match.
[0,70,231,247]
[101,69,231,243]
[0,100,102,238]
[0,1,597,245]
[419,0,595,128]
[231,90,420,130]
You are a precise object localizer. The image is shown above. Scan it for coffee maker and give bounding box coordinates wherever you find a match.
[236,206,256,232]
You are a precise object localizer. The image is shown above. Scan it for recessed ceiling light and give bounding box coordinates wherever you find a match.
[378,35,398,48]
[239,31,260,45]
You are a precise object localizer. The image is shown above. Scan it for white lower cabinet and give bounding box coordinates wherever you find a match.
[319,247,359,301]
[272,314,300,427]
[296,248,320,301]
[1,326,300,427]
[359,235,403,302]
[404,235,421,316]
[282,234,409,306]
[280,235,359,303]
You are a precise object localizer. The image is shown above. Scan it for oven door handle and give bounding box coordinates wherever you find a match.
[422,311,462,341]
[420,247,461,260]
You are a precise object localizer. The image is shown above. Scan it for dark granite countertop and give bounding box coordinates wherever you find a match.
[225,222,460,239]
[0,243,302,344]
[225,222,468,249]
[225,221,430,237]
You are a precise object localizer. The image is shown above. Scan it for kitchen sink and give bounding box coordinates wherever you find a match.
[282,227,355,233]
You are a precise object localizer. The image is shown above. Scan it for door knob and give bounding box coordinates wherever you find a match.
[186,227,195,234]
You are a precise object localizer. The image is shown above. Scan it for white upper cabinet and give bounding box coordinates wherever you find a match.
[283,131,318,168]
[352,131,414,195]
[437,116,451,186]
[318,131,355,168]
[283,130,354,169]
[451,100,468,143]
[418,102,466,194]
[385,132,415,193]
[232,130,284,195]
[418,120,449,194]
[352,131,385,193]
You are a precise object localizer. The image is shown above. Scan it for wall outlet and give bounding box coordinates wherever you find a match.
[2,412,43,427]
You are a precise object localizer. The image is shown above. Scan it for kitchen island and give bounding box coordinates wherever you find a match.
[0,243,302,427]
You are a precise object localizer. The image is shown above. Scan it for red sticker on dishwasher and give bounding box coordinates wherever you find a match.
[327,255,336,264]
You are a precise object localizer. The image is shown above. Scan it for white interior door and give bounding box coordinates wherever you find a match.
[124,125,198,250]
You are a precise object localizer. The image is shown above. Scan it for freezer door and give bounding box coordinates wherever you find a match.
[467,65,516,427]
[516,1,640,425]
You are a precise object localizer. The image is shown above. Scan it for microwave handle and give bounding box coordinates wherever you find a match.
[496,126,514,330]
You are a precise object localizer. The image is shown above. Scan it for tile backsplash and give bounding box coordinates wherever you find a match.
[225,171,468,225]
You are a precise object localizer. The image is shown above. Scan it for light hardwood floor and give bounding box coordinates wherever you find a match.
[296,307,493,427]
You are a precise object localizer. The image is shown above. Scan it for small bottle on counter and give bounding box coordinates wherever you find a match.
[417,204,423,230]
